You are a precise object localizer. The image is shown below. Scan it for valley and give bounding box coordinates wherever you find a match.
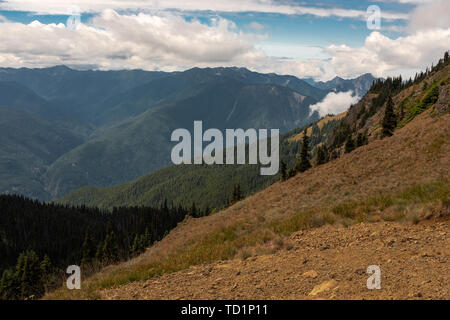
[1,66,365,200]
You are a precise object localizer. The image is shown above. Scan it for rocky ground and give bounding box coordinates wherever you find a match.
[102,219,449,300]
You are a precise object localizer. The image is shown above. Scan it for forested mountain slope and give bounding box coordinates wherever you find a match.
[48,65,449,299]
[1,66,357,200]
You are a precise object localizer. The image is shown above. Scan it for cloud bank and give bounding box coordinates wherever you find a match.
[310,91,360,117]
[0,0,409,20]
[0,1,448,81]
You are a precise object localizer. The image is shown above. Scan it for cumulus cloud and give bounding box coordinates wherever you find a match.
[325,28,450,79]
[310,91,360,117]
[0,2,448,82]
[408,0,450,31]
[0,10,263,70]
[0,0,408,20]
[245,22,265,31]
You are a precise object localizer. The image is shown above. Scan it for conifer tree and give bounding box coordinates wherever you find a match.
[316,146,327,165]
[280,161,287,181]
[345,136,355,153]
[231,184,242,203]
[81,231,95,265]
[190,202,197,217]
[40,255,52,293]
[131,234,142,256]
[0,268,20,300]
[102,232,119,263]
[382,95,397,137]
[295,129,311,172]
[15,250,44,299]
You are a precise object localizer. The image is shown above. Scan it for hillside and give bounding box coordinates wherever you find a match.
[46,61,449,299]
[60,60,449,211]
[3,66,370,200]
[306,73,378,97]
[0,107,84,199]
[56,117,343,210]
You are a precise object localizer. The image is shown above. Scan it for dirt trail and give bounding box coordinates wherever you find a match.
[102,219,449,300]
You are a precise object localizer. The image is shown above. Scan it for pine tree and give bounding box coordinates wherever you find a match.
[0,269,20,300]
[81,231,95,265]
[40,255,52,293]
[102,232,119,263]
[15,250,44,299]
[143,228,152,247]
[131,234,142,256]
[382,95,397,137]
[295,129,311,173]
[316,146,327,165]
[280,161,287,181]
[287,168,296,178]
[345,136,355,153]
[190,202,197,217]
[231,184,242,203]
[95,243,104,263]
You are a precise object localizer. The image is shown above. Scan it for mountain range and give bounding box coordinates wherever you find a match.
[0,66,377,200]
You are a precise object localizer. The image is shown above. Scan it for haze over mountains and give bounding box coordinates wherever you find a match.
[0,66,377,200]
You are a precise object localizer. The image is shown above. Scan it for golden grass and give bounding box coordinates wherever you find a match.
[46,110,450,300]
[47,179,449,299]
[289,111,347,141]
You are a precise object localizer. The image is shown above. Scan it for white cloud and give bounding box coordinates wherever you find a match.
[408,0,450,31]
[325,28,450,79]
[0,10,264,70]
[246,22,264,31]
[310,91,360,117]
[0,0,409,20]
[0,2,447,82]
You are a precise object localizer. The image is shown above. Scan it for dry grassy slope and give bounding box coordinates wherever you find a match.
[289,112,347,141]
[47,102,450,299]
[103,220,449,299]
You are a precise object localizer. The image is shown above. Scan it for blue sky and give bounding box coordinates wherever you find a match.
[0,0,448,80]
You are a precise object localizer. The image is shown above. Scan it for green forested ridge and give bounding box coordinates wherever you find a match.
[0,194,191,299]
[304,73,378,97]
[58,116,342,210]
[0,65,380,200]
[45,78,321,198]
[59,52,450,211]
[324,51,449,160]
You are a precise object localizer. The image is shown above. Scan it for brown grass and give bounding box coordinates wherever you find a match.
[46,110,450,299]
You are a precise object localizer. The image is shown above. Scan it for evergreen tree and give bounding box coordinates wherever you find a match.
[94,243,104,263]
[40,255,52,293]
[280,161,287,181]
[295,130,311,173]
[316,146,328,165]
[231,184,242,203]
[15,250,43,299]
[81,231,95,265]
[143,228,152,247]
[382,95,397,137]
[287,168,296,178]
[131,234,142,256]
[102,232,119,263]
[0,269,20,300]
[345,136,355,153]
[190,202,197,217]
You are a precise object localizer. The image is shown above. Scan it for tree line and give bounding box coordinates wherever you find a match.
[0,195,189,299]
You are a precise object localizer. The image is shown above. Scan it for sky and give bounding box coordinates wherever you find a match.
[0,0,449,81]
